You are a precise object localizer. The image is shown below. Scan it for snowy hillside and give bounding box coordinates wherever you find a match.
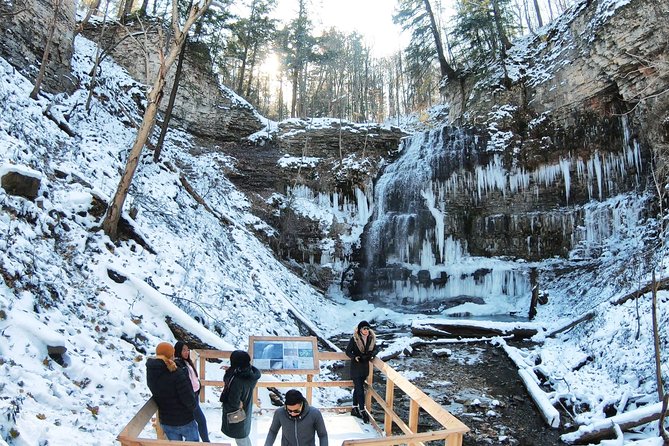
[0,36,392,444]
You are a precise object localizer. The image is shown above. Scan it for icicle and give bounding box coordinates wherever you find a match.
[560,158,571,203]
[421,183,446,263]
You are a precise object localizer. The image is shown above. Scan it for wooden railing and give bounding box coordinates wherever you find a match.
[118,348,468,446]
[116,397,231,446]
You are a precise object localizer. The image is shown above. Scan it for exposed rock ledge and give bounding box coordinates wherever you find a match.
[82,20,263,142]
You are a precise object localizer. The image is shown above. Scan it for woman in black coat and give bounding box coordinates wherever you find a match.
[174,341,210,442]
[345,320,379,423]
[220,350,261,446]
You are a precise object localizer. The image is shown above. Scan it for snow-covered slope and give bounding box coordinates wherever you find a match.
[0,36,376,443]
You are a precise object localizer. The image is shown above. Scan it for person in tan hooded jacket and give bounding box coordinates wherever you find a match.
[345,321,380,423]
[146,342,198,441]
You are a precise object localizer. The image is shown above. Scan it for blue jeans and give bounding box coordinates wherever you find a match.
[194,398,210,442]
[235,436,252,446]
[162,420,199,441]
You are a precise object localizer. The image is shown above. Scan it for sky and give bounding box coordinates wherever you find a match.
[274,0,405,57]
[0,0,668,444]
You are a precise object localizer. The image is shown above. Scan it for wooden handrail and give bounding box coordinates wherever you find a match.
[117,397,231,446]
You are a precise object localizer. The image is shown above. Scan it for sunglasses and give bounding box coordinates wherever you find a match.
[286,405,302,415]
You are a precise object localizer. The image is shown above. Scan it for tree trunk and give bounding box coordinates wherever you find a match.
[562,402,666,444]
[123,0,133,17]
[652,272,665,402]
[103,0,212,240]
[290,67,298,117]
[154,35,188,162]
[85,0,111,112]
[244,41,259,98]
[74,0,100,39]
[237,44,249,93]
[529,267,539,320]
[103,69,166,240]
[532,0,544,27]
[30,0,61,100]
[422,0,457,81]
[491,0,512,55]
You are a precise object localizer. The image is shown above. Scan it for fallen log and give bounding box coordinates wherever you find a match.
[546,311,596,338]
[561,402,665,444]
[501,341,560,429]
[411,320,540,340]
[518,368,560,428]
[612,277,669,306]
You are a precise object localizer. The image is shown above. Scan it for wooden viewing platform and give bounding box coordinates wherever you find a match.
[118,336,469,446]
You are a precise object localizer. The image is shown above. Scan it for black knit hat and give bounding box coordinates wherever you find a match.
[357,320,371,332]
[285,389,304,405]
[230,350,251,369]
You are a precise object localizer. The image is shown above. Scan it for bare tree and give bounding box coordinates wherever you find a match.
[85,0,111,111]
[74,0,101,39]
[30,0,62,99]
[532,0,544,27]
[102,0,213,240]
[153,33,188,162]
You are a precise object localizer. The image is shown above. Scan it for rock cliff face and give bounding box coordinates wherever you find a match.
[345,0,669,307]
[220,120,407,289]
[83,20,263,141]
[445,0,669,128]
[0,0,77,94]
[226,0,668,304]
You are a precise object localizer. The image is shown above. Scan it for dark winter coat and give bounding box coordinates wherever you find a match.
[264,400,328,446]
[146,356,196,427]
[220,365,262,438]
[345,328,379,379]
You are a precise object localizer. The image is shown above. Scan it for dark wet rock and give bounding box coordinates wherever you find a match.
[1,170,41,200]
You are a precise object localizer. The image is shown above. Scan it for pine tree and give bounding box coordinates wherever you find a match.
[394,0,458,83]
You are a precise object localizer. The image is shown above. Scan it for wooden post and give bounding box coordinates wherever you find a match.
[408,399,420,435]
[384,378,395,436]
[155,411,166,439]
[307,374,314,404]
[199,350,207,403]
[445,432,463,446]
[365,362,375,413]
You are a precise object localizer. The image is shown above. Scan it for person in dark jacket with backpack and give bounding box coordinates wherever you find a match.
[146,342,198,441]
[345,320,380,423]
[264,389,328,446]
[174,340,210,442]
[220,350,261,446]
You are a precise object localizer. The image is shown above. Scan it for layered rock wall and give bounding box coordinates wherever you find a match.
[83,20,263,141]
[349,0,667,306]
[0,0,77,94]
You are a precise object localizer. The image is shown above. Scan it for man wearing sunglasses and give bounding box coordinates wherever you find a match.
[264,389,329,446]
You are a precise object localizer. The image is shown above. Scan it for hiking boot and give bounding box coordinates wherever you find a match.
[361,410,370,423]
[351,407,362,418]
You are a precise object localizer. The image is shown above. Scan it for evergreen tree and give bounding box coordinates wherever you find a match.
[278,0,314,117]
[226,0,277,99]
[451,0,516,67]
[394,0,458,83]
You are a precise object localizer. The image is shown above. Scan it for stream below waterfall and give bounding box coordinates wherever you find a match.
[331,333,567,445]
